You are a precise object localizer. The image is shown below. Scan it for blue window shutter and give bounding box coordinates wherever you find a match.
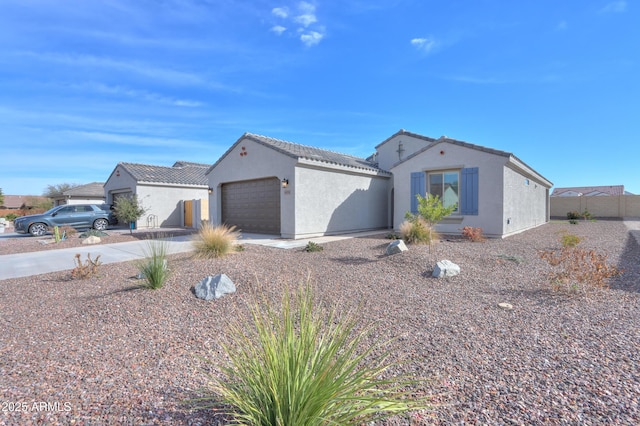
[410,172,425,214]
[461,167,479,215]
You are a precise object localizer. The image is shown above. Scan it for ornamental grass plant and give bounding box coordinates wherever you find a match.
[137,239,170,290]
[192,223,240,259]
[203,282,430,425]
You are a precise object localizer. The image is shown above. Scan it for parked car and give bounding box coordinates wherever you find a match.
[13,204,117,236]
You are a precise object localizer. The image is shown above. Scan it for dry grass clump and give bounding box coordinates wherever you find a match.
[400,218,437,245]
[539,235,622,294]
[192,223,240,258]
[71,253,101,279]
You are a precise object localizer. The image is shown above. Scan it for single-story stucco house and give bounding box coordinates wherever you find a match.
[205,133,391,239]
[379,130,553,238]
[205,130,552,239]
[104,161,210,229]
[52,182,106,206]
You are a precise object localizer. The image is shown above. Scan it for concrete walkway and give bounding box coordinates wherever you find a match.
[0,229,385,280]
[623,217,640,246]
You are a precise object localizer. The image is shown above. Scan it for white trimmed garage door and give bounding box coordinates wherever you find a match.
[221,178,281,234]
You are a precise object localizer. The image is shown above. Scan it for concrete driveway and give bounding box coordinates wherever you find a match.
[0,230,385,280]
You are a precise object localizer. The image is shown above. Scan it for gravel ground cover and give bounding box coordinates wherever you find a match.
[1,220,639,425]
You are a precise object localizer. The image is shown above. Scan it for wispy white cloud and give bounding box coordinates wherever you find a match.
[410,37,437,54]
[294,2,318,27]
[300,31,324,47]
[270,2,325,46]
[600,1,627,13]
[271,25,287,35]
[272,7,289,18]
[76,82,204,107]
[18,51,204,86]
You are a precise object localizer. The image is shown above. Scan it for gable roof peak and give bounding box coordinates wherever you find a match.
[207,132,388,175]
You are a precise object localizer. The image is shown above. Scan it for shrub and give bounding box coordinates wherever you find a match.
[567,211,580,220]
[192,223,240,258]
[569,219,579,225]
[137,240,170,290]
[539,246,621,294]
[560,233,582,248]
[303,241,323,252]
[399,218,432,245]
[4,213,17,221]
[59,225,77,238]
[71,253,101,279]
[385,233,402,240]
[461,226,485,242]
[79,229,109,238]
[203,282,430,424]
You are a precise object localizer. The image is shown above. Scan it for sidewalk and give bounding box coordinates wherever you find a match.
[0,230,385,280]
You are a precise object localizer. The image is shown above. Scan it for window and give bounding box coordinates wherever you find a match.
[411,168,477,216]
[428,171,459,212]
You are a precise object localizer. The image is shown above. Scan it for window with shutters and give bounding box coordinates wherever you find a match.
[411,168,478,216]
[428,171,459,213]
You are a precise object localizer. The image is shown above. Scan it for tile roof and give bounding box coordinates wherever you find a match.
[119,161,209,186]
[1,195,50,209]
[208,132,388,174]
[63,182,105,197]
[551,185,625,196]
[374,129,437,149]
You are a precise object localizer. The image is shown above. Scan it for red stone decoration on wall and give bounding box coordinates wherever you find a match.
[240,146,248,157]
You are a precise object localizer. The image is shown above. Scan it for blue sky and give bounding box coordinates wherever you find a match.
[0,0,638,196]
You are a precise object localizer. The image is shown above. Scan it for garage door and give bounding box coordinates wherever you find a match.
[221,178,281,234]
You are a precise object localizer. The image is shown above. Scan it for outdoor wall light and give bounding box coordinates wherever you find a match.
[281,178,289,188]
[208,187,213,194]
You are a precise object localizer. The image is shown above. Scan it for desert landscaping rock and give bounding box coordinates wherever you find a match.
[385,239,408,255]
[195,274,236,300]
[432,259,460,278]
[0,220,638,424]
[81,235,101,245]
[498,302,514,310]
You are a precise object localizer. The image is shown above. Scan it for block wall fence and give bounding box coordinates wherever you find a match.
[550,195,640,218]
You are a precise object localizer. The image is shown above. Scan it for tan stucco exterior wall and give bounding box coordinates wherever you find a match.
[391,141,508,237]
[293,165,389,238]
[206,138,297,236]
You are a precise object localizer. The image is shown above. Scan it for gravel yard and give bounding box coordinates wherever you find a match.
[1,220,639,425]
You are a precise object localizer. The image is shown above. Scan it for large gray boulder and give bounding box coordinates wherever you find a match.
[432,260,460,278]
[195,274,236,300]
[385,240,408,255]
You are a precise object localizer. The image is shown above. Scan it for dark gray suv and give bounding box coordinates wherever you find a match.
[13,204,117,236]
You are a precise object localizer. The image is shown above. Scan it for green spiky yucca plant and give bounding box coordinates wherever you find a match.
[203,282,430,425]
[192,223,240,258]
[137,239,170,290]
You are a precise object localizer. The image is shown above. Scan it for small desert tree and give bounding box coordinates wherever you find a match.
[0,188,4,206]
[406,194,456,254]
[43,183,78,198]
[113,195,147,234]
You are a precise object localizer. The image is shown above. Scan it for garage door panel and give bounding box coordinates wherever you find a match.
[221,178,280,234]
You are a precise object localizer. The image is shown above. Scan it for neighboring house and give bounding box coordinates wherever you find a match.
[205,130,552,239]
[551,185,625,197]
[205,133,391,239]
[104,161,210,228]
[383,130,553,238]
[52,182,106,206]
[1,195,51,210]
